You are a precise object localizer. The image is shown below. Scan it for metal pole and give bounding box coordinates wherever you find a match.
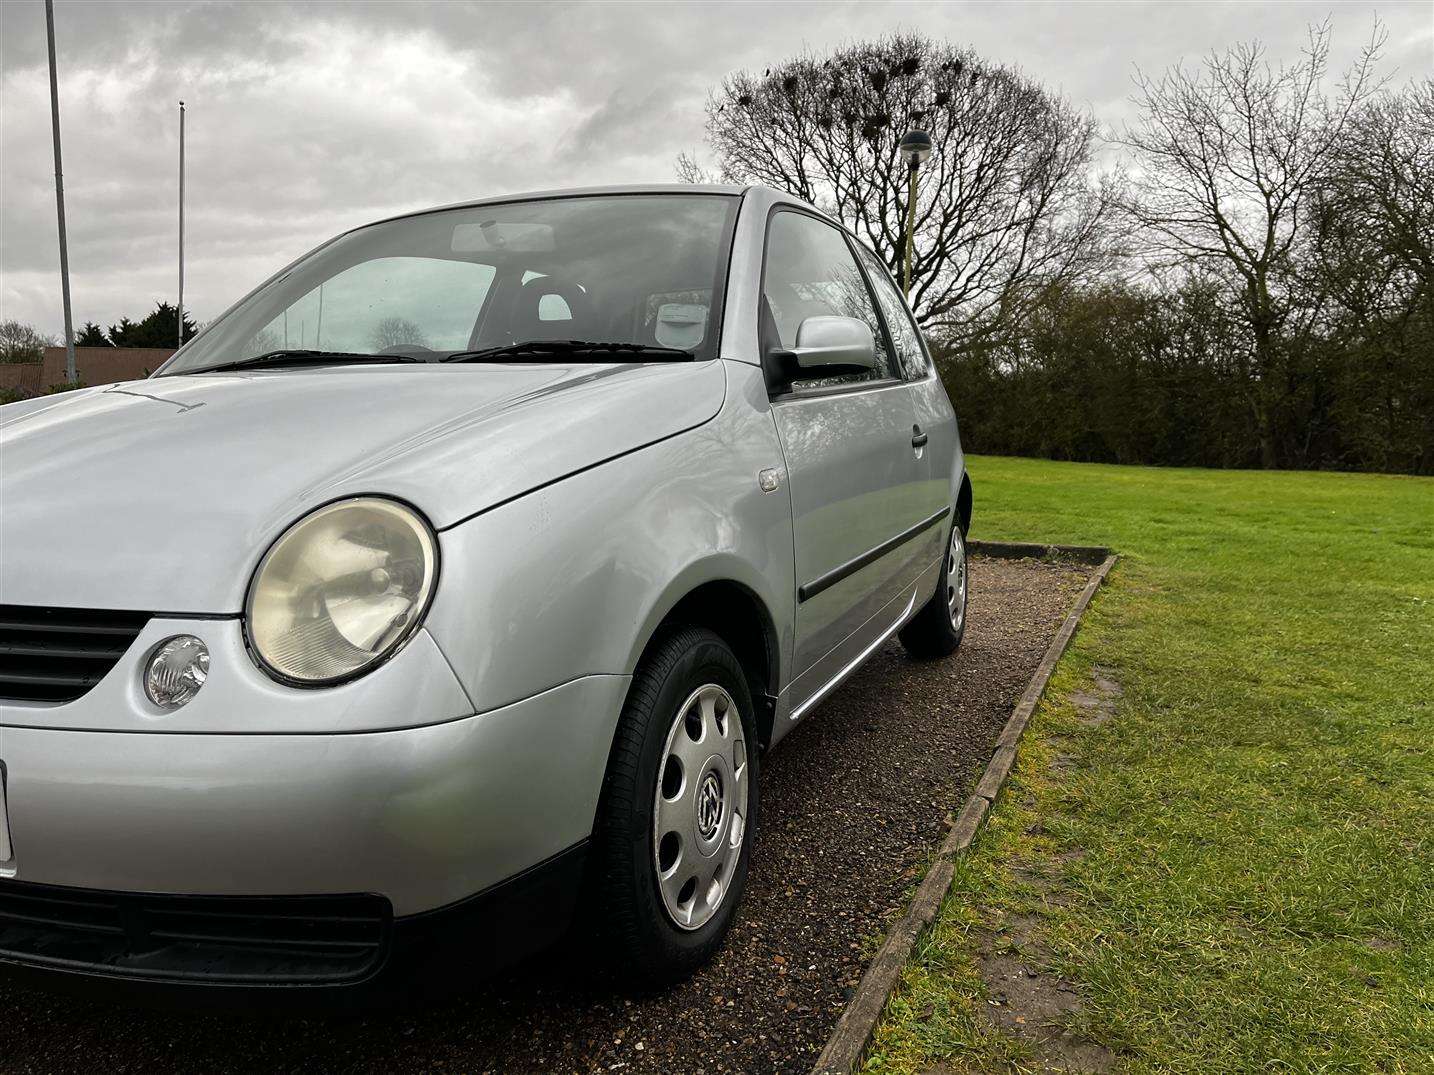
[45,0,76,383]
[177,100,185,348]
[903,159,918,297]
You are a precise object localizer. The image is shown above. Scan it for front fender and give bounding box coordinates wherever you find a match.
[622,551,784,693]
[423,360,794,716]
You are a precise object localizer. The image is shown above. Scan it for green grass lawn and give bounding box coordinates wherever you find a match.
[864,456,1433,1074]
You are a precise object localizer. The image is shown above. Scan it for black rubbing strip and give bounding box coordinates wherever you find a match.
[797,506,949,603]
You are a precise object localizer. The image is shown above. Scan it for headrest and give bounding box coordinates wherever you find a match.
[511,275,594,341]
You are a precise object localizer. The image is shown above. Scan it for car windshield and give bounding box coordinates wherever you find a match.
[161,194,739,375]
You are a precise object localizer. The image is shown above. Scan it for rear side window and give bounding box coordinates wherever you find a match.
[762,211,896,388]
[854,243,929,380]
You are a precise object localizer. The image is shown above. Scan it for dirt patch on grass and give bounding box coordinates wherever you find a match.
[957,668,1124,1074]
[971,896,1112,1075]
[1363,936,1403,954]
[1069,667,1121,728]
[975,943,1113,1074]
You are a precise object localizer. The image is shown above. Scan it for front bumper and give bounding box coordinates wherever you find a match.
[0,672,630,991]
[0,842,589,1003]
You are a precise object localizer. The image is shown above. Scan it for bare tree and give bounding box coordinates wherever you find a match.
[1117,21,1385,466]
[1314,80,1434,313]
[243,327,282,358]
[674,151,720,185]
[370,317,429,352]
[698,32,1113,345]
[0,320,55,364]
[1305,80,1434,470]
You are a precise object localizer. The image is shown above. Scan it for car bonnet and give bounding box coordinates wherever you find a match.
[0,359,726,613]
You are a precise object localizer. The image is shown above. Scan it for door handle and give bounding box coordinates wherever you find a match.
[911,427,929,448]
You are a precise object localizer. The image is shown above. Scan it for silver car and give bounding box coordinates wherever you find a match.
[0,185,970,998]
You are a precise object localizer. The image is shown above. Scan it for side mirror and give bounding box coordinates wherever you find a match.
[772,316,877,380]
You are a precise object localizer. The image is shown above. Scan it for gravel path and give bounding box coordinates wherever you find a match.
[2,557,1090,1075]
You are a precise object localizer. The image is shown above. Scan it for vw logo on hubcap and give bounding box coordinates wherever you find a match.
[695,771,723,839]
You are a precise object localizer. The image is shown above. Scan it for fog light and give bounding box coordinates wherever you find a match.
[144,635,209,710]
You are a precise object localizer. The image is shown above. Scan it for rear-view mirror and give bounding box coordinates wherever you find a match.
[451,220,556,254]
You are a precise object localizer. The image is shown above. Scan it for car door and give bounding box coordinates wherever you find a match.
[853,242,957,533]
[762,210,934,707]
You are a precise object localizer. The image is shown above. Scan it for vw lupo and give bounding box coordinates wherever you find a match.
[0,186,970,997]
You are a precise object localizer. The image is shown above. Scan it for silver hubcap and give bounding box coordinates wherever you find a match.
[652,683,748,931]
[947,527,967,632]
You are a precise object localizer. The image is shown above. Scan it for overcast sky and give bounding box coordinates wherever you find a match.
[2,0,1429,337]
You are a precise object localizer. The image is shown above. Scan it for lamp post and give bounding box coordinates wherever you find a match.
[897,129,932,297]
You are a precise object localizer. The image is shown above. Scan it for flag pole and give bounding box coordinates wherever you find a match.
[45,0,76,383]
[177,99,186,348]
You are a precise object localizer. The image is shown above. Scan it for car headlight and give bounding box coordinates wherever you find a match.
[245,497,438,685]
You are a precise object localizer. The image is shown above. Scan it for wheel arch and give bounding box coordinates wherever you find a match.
[631,573,782,750]
[955,469,973,535]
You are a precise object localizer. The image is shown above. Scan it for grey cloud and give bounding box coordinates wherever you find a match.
[557,74,700,166]
[3,0,1426,336]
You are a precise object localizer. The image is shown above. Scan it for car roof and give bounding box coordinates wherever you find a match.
[362,184,819,230]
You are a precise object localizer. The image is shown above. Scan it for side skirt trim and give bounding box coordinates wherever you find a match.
[789,588,918,723]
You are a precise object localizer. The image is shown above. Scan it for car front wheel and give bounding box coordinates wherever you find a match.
[589,626,758,984]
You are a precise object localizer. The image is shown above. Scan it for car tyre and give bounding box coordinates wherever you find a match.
[590,626,759,985]
[898,517,968,659]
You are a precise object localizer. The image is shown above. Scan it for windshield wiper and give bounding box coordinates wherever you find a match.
[180,350,430,375]
[442,340,695,364]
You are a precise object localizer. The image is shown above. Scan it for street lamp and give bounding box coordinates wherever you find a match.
[898,129,933,296]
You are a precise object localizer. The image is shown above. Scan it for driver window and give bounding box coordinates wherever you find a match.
[254,257,495,354]
[762,211,895,388]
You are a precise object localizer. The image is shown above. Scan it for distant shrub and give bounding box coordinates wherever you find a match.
[45,380,86,395]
